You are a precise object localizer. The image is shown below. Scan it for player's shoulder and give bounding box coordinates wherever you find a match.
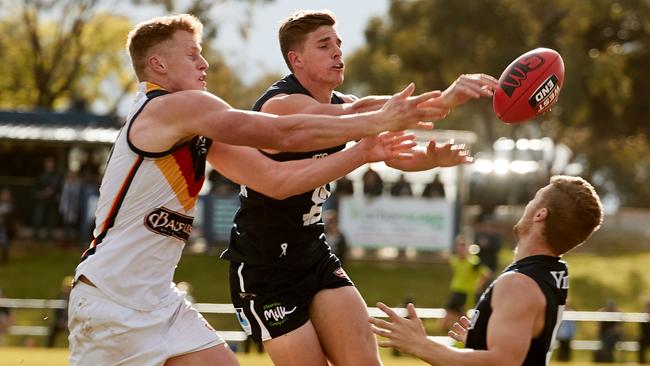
[493,271,545,305]
[334,92,358,103]
[262,93,319,113]
[147,90,229,116]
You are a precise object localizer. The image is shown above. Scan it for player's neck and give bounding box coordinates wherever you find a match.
[514,235,556,261]
[293,73,334,104]
[142,76,175,93]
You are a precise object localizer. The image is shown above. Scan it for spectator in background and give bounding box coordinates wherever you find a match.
[556,302,577,362]
[362,166,384,197]
[78,148,100,184]
[46,276,73,347]
[327,175,354,211]
[0,288,12,345]
[0,188,15,264]
[390,174,413,197]
[334,176,354,196]
[473,212,503,274]
[323,210,348,265]
[32,157,61,241]
[638,298,650,364]
[78,151,102,247]
[442,234,491,332]
[595,299,622,363]
[59,170,83,246]
[422,174,446,198]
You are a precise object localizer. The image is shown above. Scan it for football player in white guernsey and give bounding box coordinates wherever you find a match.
[67,13,453,366]
[231,10,496,366]
[370,176,603,366]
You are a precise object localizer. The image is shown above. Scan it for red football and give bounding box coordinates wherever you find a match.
[493,48,564,124]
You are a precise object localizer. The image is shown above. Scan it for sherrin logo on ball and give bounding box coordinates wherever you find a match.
[493,48,565,124]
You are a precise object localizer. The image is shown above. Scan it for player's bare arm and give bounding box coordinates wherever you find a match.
[263,91,442,116]
[132,84,446,153]
[369,272,545,366]
[208,131,416,200]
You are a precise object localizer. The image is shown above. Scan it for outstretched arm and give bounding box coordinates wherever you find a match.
[165,84,445,152]
[368,273,545,366]
[208,132,416,200]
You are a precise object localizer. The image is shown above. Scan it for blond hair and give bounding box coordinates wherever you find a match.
[278,10,336,72]
[126,14,203,80]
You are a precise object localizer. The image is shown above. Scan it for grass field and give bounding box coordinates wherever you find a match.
[0,347,635,366]
[1,245,649,364]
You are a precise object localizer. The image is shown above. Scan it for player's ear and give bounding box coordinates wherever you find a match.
[288,51,301,69]
[148,54,166,74]
[534,207,548,222]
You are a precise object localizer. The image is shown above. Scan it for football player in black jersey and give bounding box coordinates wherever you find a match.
[221,9,497,366]
[370,176,603,366]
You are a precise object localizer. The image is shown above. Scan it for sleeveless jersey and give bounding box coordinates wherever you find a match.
[465,255,568,365]
[221,74,346,267]
[74,82,211,311]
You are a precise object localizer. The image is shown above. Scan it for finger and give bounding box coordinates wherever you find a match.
[415,121,435,130]
[394,83,415,100]
[406,303,418,320]
[379,131,407,139]
[456,84,482,99]
[370,324,393,337]
[378,340,393,348]
[416,107,450,121]
[448,330,466,343]
[459,316,472,328]
[410,90,442,105]
[376,302,403,322]
[451,322,467,334]
[391,142,418,154]
[368,316,396,331]
[386,134,416,145]
[392,152,416,160]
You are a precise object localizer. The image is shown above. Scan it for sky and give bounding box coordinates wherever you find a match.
[117,0,390,84]
[212,0,390,83]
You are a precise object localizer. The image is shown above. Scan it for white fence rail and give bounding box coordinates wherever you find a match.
[2,298,648,351]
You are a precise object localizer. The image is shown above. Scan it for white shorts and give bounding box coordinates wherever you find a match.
[68,281,224,366]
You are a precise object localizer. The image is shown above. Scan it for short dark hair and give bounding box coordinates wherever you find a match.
[126,14,203,81]
[541,176,603,254]
[278,10,336,72]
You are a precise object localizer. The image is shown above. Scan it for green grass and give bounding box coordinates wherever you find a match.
[0,347,635,366]
[1,246,649,364]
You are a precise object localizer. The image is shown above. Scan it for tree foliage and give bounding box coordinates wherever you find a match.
[343,0,650,206]
[0,0,269,114]
[0,0,134,112]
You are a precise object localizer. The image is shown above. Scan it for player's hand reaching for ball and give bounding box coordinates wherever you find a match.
[379,83,450,131]
[356,131,417,163]
[420,74,498,110]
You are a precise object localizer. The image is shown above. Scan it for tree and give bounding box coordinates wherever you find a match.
[0,0,134,113]
[343,0,650,206]
[0,0,273,114]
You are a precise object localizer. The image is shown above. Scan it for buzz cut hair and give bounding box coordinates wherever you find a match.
[278,10,336,72]
[126,14,203,81]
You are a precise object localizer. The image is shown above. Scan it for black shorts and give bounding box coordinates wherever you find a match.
[445,291,468,313]
[229,251,353,342]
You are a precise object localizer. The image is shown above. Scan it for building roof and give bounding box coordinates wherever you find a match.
[0,110,121,144]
